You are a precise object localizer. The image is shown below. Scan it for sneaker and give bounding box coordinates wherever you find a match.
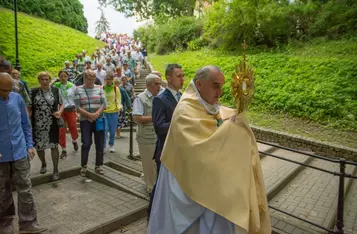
[80,166,87,177]
[59,150,67,159]
[73,141,79,152]
[52,172,60,181]
[19,224,48,233]
[110,146,115,153]
[40,166,47,174]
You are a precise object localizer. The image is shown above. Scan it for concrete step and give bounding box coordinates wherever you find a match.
[260,149,313,200]
[343,177,357,233]
[88,165,148,200]
[268,158,357,234]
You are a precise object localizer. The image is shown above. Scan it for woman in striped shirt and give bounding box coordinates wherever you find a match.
[74,69,107,176]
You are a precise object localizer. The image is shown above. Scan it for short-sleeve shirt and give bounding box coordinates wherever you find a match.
[74,85,107,121]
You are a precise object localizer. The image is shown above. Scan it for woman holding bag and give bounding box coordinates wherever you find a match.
[31,72,64,181]
[74,69,107,176]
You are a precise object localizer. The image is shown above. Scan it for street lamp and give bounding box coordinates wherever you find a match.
[13,0,21,71]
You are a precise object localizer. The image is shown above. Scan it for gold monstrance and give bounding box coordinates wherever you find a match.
[231,40,255,114]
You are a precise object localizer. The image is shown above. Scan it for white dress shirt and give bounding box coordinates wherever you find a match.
[133,89,153,116]
[95,69,107,85]
[167,87,180,102]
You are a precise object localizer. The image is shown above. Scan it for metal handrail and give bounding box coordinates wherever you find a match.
[258,140,340,163]
[259,151,357,179]
[258,141,357,234]
[269,205,337,233]
[258,140,357,166]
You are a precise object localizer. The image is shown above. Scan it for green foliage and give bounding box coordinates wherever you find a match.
[134,17,203,54]
[187,37,209,51]
[149,37,357,131]
[0,8,105,87]
[203,0,357,49]
[0,0,88,33]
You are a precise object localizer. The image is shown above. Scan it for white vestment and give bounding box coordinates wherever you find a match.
[147,165,248,234]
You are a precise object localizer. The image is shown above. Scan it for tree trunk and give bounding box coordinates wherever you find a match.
[187,0,196,16]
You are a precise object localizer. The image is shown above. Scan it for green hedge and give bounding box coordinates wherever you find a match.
[0,8,105,87]
[0,0,88,33]
[149,38,357,131]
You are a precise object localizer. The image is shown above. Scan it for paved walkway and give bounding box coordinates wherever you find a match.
[14,176,147,233]
[109,218,147,234]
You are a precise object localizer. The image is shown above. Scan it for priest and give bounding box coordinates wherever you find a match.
[147,65,271,234]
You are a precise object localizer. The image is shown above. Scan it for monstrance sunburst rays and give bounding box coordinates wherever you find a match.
[231,40,255,114]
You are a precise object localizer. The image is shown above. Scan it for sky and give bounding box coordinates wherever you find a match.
[79,0,145,37]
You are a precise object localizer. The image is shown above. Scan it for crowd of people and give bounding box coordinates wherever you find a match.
[0,32,271,234]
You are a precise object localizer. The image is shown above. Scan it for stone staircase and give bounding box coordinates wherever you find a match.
[134,68,151,94]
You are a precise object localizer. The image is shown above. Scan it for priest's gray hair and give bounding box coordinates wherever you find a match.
[146,73,161,85]
[193,66,222,82]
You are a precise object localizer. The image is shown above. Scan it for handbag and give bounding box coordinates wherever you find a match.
[84,87,105,131]
[41,89,65,128]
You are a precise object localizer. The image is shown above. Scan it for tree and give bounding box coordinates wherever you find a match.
[98,0,216,22]
[95,8,110,36]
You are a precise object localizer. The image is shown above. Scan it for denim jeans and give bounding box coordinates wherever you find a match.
[80,120,104,167]
[104,112,119,147]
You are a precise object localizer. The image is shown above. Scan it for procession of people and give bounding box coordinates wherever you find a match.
[0,32,271,234]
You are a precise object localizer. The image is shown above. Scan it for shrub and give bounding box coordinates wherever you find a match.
[134,16,203,54]
[203,0,357,49]
[188,37,209,51]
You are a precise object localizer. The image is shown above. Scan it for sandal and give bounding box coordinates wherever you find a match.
[80,166,87,177]
[95,166,105,175]
[60,150,67,159]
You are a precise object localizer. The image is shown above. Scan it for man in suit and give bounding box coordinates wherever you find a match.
[147,64,184,219]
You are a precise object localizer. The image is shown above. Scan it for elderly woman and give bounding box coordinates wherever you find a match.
[74,69,107,176]
[31,72,64,181]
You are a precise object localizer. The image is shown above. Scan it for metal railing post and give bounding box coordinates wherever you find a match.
[335,158,346,234]
[127,112,135,160]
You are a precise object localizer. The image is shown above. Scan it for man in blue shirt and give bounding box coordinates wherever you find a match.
[0,73,47,234]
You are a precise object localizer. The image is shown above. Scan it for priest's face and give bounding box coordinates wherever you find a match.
[196,70,224,105]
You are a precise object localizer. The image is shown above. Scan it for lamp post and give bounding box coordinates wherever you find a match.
[13,0,21,71]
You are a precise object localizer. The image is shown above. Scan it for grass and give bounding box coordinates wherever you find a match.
[149,38,357,148]
[0,8,105,87]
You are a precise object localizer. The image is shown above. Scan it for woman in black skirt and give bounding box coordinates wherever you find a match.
[31,72,64,181]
